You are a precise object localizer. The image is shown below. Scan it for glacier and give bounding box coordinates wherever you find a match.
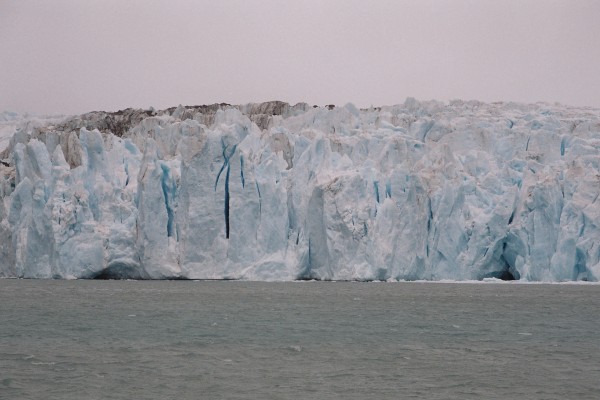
[1,99,599,281]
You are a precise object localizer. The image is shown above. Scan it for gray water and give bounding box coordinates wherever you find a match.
[1,280,599,400]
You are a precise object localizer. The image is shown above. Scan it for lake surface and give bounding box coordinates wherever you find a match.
[1,280,599,399]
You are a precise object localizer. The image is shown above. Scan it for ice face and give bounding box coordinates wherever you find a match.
[0,100,599,281]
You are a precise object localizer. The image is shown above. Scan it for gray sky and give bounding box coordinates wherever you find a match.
[1,0,599,114]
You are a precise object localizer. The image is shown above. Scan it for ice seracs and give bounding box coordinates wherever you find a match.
[1,100,599,281]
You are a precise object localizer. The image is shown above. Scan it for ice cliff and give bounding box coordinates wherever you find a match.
[1,100,599,281]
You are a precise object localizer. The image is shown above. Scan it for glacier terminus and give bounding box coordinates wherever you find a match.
[1,99,599,281]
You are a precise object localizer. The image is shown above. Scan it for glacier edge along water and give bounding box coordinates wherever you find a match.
[0,99,599,281]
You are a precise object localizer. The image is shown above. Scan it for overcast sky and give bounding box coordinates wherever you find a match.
[1,0,599,115]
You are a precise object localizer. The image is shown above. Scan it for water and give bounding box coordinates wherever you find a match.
[1,280,599,399]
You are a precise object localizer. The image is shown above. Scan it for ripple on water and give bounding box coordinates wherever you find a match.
[0,280,599,400]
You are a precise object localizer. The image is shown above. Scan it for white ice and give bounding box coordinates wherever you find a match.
[1,100,599,281]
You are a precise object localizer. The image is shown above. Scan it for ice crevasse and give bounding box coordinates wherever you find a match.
[0,99,599,281]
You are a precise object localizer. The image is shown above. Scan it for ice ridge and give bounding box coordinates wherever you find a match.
[0,99,599,281]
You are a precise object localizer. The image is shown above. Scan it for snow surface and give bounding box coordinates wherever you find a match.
[1,99,599,281]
